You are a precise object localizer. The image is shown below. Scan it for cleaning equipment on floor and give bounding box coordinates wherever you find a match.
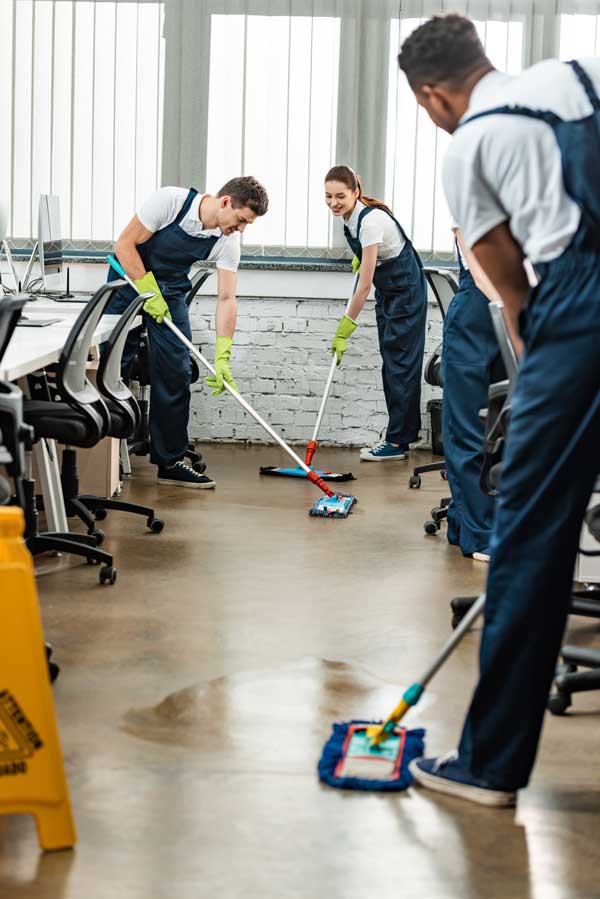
[106,256,357,519]
[318,720,425,792]
[260,275,359,484]
[318,593,485,790]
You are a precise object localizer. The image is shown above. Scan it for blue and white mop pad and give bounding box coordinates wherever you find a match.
[318,720,425,791]
[260,466,355,483]
[309,493,357,518]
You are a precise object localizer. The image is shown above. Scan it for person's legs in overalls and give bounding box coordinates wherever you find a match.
[423,257,600,797]
[373,277,427,455]
[146,295,193,468]
[442,282,502,557]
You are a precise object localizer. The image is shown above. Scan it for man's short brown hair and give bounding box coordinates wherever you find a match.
[217,176,269,216]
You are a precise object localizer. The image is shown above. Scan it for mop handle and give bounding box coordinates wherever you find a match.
[417,592,486,688]
[310,356,338,443]
[105,255,333,494]
[309,273,360,445]
[368,593,486,742]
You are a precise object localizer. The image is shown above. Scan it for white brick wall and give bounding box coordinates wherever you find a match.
[189,296,443,447]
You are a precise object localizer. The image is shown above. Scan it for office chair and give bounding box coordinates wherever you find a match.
[126,268,214,473]
[0,300,60,680]
[547,495,600,714]
[409,269,457,536]
[70,294,164,532]
[22,282,128,584]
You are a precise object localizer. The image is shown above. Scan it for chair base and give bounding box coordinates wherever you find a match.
[27,532,116,585]
[409,460,447,489]
[77,494,164,533]
[424,497,451,535]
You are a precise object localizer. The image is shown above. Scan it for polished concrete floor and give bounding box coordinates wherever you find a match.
[1,444,599,899]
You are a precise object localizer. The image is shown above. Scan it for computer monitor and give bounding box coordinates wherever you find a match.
[38,194,64,291]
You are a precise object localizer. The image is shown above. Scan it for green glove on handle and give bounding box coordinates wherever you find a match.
[351,255,361,275]
[331,314,358,366]
[206,336,239,396]
[134,271,172,323]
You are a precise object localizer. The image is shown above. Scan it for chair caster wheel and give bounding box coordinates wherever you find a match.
[424,520,438,535]
[408,475,421,489]
[100,566,117,585]
[547,691,571,715]
[148,517,165,533]
[89,528,104,545]
[94,508,108,521]
[193,461,207,474]
[441,470,448,480]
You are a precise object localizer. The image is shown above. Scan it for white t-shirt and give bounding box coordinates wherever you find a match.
[344,200,405,263]
[137,187,241,272]
[443,59,600,264]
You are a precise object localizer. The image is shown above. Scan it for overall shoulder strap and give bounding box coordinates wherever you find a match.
[461,104,563,129]
[568,60,600,111]
[174,188,199,225]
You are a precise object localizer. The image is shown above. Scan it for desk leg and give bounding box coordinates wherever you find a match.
[34,439,69,533]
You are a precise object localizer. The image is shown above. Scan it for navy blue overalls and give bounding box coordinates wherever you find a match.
[455,61,600,790]
[106,188,219,467]
[442,247,504,555]
[344,208,427,447]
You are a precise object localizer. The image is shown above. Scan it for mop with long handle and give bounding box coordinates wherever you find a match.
[259,274,360,483]
[318,593,486,790]
[106,256,357,518]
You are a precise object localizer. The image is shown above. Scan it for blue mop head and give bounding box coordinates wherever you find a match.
[318,720,425,791]
[309,493,357,518]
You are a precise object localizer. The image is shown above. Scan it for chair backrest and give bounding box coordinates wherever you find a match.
[487,303,519,383]
[96,293,151,434]
[424,268,457,319]
[0,297,26,363]
[55,280,126,441]
[186,269,214,308]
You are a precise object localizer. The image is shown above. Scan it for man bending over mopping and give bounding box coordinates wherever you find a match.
[106,177,268,488]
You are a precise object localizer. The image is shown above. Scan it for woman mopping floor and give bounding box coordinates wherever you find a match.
[325,166,427,462]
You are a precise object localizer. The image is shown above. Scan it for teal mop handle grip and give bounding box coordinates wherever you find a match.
[403,682,424,706]
[106,254,141,295]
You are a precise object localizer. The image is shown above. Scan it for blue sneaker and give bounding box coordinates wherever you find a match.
[360,441,408,462]
[409,752,516,807]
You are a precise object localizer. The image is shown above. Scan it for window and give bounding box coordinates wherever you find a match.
[206,13,340,255]
[559,13,600,57]
[1,0,165,247]
[385,16,525,259]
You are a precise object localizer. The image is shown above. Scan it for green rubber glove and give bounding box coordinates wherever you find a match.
[134,271,171,323]
[331,314,358,366]
[206,336,239,396]
[351,255,361,275]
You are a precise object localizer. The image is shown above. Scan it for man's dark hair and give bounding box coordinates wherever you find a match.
[398,15,490,89]
[217,176,269,216]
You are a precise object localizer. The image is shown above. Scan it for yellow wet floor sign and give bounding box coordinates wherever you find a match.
[0,507,76,851]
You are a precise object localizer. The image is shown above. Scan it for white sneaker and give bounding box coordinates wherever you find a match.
[472,551,491,563]
[360,441,408,462]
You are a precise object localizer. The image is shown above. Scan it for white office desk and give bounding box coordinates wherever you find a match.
[0,307,123,532]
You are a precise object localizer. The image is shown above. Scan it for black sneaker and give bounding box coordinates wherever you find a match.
[157,461,216,489]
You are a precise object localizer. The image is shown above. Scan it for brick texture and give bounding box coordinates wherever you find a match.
[189,296,443,448]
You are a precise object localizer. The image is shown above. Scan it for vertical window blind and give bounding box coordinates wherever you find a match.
[2,0,598,257]
[0,0,165,249]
